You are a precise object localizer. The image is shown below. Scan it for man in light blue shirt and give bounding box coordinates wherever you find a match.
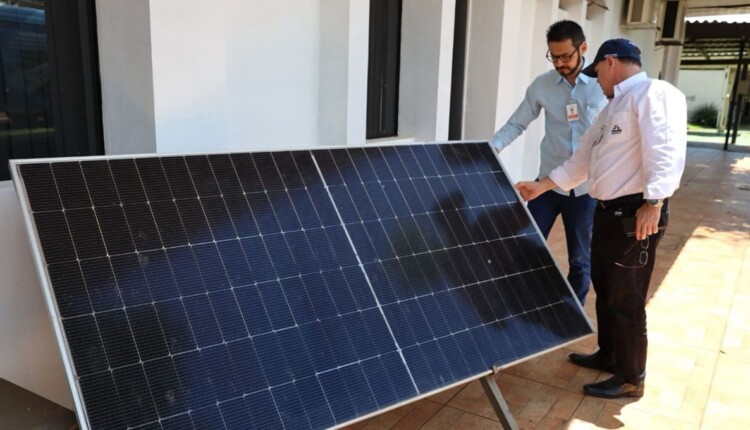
[491,20,606,304]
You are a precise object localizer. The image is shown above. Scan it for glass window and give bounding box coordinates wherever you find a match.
[366,0,401,139]
[0,2,54,179]
[0,0,102,181]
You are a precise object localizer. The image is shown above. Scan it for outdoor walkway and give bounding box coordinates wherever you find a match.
[349,145,750,429]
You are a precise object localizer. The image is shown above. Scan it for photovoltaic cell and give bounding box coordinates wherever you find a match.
[13,142,592,430]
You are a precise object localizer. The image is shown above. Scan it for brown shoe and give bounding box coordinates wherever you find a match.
[583,374,644,399]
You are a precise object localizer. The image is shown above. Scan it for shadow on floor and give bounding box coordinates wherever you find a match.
[0,378,77,430]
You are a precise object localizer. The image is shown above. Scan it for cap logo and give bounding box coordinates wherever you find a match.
[611,124,622,135]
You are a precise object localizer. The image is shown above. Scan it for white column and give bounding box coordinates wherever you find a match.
[463,0,542,182]
[96,0,157,155]
[661,44,684,84]
[150,0,228,153]
[319,0,369,147]
[346,1,370,145]
[399,0,456,141]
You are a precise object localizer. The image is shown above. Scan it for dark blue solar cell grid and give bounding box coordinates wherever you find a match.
[16,142,591,430]
[317,143,592,395]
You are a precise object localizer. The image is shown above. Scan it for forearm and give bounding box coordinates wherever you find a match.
[491,122,524,151]
[535,177,557,193]
[492,87,541,151]
[515,177,558,201]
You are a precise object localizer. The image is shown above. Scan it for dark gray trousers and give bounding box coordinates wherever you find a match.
[591,198,668,384]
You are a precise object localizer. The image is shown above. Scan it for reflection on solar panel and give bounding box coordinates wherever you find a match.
[12,142,592,430]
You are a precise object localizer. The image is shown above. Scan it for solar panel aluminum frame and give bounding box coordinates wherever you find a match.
[10,142,593,430]
[11,158,93,427]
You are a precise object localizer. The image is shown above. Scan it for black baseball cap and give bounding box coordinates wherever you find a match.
[582,38,641,78]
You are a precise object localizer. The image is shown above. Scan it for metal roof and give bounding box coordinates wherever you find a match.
[686,13,750,23]
[682,20,750,66]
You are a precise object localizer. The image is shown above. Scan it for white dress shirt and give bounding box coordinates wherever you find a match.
[491,69,606,196]
[549,72,687,201]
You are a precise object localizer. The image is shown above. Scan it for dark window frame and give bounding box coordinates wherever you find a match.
[0,0,103,181]
[366,0,402,140]
[449,0,469,141]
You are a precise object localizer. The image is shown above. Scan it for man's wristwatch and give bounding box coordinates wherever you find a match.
[646,199,663,208]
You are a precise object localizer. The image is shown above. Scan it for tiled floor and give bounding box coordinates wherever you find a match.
[348,146,750,429]
[0,378,77,430]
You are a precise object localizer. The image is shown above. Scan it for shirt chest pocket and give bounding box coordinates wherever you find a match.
[586,102,602,123]
[607,111,633,143]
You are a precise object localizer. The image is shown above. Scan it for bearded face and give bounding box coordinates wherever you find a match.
[547,39,585,78]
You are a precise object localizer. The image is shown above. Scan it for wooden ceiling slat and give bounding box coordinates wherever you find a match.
[682,21,750,63]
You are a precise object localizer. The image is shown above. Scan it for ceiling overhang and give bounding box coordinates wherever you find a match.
[682,21,750,67]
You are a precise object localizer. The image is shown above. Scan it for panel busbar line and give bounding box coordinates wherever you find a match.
[12,142,592,430]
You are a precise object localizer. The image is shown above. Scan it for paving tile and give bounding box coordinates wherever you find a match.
[535,416,568,430]
[625,359,714,425]
[447,412,502,430]
[605,404,699,430]
[721,291,750,357]
[647,310,728,351]
[420,406,464,430]
[446,381,499,421]
[390,399,442,430]
[546,389,584,420]
[570,396,607,423]
[429,384,464,405]
[702,354,750,430]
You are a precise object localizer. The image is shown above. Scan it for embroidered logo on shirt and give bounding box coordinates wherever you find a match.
[611,124,623,135]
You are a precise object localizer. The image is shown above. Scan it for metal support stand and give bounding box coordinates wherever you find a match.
[480,374,519,430]
[725,37,746,151]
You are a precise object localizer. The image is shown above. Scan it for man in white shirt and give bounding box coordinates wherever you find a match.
[515,38,687,399]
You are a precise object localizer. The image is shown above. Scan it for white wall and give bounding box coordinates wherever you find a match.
[96,0,664,180]
[0,0,678,410]
[224,1,321,151]
[149,1,228,153]
[319,0,369,146]
[678,69,727,116]
[461,0,504,148]
[102,0,327,154]
[96,0,157,155]
[399,0,456,142]
[494,0,539,182]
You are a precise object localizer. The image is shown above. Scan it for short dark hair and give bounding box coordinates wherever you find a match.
[617,57,642,68]
[546,20,585,46]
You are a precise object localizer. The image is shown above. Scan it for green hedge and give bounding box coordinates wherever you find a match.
[689,103,719,127]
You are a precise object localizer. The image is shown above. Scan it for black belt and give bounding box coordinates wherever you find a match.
[597,193,644,210]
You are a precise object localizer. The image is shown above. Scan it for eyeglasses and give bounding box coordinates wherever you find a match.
[546,45,580,63]
[615,236,649,269]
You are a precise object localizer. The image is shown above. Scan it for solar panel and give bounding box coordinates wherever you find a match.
[12,142,592,430]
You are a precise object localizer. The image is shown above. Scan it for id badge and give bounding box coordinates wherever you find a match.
[566,103,579,121]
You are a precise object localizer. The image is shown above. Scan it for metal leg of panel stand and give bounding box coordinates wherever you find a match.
[480,374,519,430]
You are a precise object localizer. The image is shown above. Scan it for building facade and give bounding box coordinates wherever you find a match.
[0,0,681,408]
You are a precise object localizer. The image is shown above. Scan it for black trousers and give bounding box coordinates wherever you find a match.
[591,195,669,384]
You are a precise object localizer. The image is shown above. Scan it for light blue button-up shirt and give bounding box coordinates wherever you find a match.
[491,68,606,196]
